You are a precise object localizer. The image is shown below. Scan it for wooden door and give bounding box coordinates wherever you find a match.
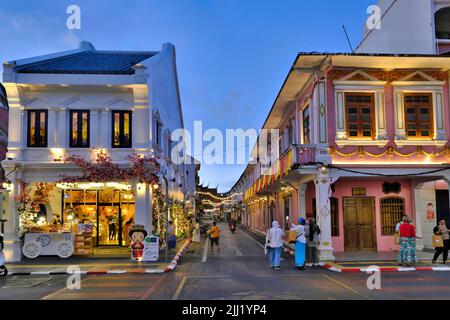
[344,197,376,251]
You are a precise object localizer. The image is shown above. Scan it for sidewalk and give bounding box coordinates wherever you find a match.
[243,226,449,273]
[4,239,191,276]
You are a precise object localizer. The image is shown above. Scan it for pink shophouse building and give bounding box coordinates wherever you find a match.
[229,53,450,260]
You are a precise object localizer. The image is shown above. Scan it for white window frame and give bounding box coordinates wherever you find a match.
[392,82,447,147]
[334,83,388,148]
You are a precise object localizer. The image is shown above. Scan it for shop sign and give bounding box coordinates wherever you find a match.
[352,188,366,196]
[142,235,159,262]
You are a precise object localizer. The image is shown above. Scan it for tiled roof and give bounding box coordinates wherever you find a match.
[15,50,157,75]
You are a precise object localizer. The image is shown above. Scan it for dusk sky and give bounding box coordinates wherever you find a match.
[0,0,374,192]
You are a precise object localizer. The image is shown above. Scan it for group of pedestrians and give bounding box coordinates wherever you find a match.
[395,215,450,266]
[265,217,320,270]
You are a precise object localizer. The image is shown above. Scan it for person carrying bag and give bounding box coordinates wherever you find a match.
[432,219,450,264]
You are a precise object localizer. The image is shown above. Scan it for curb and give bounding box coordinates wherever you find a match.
[319,262,450,273]
[6,239,192,276]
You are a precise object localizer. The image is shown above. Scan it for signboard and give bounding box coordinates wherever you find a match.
[352,188,366,196]
[141,235,159,262]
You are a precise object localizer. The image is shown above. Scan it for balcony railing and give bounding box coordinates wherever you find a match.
[244,144,317,201]
[294,145,316,166]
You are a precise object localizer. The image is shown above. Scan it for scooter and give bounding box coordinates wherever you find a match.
[0,232,7,276]
[230,224,236,234]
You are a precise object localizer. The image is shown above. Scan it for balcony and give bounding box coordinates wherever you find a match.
[244,144,317,201]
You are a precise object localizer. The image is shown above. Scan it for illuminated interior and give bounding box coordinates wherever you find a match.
[62,187,135,246]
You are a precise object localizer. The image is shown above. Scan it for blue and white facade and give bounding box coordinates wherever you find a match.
[2,41,193,261]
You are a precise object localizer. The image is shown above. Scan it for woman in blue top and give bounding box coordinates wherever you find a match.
[290,218,307,270]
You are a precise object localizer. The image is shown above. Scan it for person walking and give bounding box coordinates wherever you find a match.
[167,220,177,252]
[305,217,321,267]
[208,221,221,253]
[192,219,201,243]
[265,221,285,270]
[397,215,420,266]
[432,219,450,264]
[290,218,307,270]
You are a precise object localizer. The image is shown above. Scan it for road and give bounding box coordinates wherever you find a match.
[1,223,450,300]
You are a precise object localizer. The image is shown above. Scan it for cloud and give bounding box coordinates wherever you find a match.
[60,30,81,47]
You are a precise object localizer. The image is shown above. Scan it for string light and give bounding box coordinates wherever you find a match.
[196,191,240,201]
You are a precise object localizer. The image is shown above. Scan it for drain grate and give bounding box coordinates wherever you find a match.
[2,277,52,288]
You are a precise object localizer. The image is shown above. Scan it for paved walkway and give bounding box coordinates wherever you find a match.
[243,226,448,273]
[4,239,191,275]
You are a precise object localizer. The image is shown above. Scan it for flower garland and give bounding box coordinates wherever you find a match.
[14,181,55,235]
[62,152,166,237]
[60,152,160,185]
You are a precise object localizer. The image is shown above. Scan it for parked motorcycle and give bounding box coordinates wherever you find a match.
[0,232,7,276]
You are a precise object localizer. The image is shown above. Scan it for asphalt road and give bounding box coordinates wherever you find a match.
[1,223,450,300]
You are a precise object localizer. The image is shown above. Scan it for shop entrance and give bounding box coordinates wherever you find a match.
[98,205,121,246]
[343,197,376,251]
[63,188,135,247]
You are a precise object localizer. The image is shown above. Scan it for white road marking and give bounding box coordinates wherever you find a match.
[239,229,265,250]
[172,276,187,300]
[201,237,209,263]
[235,248,244,256]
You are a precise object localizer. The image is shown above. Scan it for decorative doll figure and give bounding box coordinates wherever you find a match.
[426,203,435,221]
[129,224,148,261]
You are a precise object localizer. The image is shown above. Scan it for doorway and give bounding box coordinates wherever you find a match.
[343,197,376,251]
[98,205,121,246]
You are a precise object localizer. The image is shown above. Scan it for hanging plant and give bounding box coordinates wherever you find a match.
[60,152,161,185]
[62,152,167,239]
[14,181,55,236]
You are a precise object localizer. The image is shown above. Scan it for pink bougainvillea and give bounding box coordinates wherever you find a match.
[60,152,160,185]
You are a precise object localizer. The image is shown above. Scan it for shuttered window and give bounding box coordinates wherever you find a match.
[381,197,405,236]
[404,94,433,138]
[345,93,374,139]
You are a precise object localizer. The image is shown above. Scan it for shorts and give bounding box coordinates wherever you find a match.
[210,237,219,246]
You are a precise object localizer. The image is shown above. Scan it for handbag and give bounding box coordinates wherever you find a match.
[394,232,400,245]
[288,230,297,244]
[432,234,444,248]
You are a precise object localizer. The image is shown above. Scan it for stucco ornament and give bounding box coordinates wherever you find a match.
[321,205,329,216]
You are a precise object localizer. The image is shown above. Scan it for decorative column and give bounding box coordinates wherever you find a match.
[433,91,446,141]
[298,183,307,219]
[412,181,424,251]
[4,171,22,262]
[133,181,153,234]
[315,169,335,261]
[90,109,99,148]
[393,91,407,141]
[100,109,109,148]
[47,109,57,148]
[58,108,67,148]
[374,91,388,141]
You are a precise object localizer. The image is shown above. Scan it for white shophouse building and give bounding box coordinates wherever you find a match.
[2,41,191,262]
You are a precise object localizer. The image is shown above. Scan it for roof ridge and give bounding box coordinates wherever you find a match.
[95,50,158,55]
[15,51,89,71]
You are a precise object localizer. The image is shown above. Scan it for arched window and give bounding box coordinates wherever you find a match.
[380,197,405,236]
[435,7,450,39]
